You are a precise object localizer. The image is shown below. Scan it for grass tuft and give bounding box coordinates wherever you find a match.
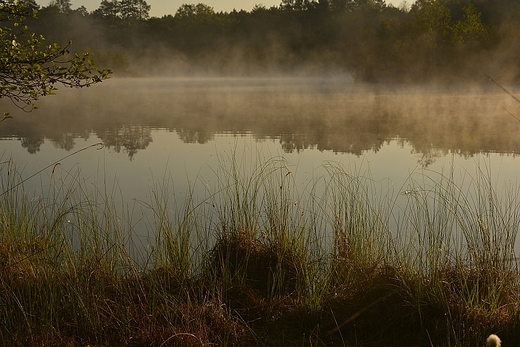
[1,153,520,346]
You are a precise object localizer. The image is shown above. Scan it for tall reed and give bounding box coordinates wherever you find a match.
[1,151,520,346]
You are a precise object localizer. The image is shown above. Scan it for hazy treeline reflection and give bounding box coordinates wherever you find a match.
[1,79,519,162]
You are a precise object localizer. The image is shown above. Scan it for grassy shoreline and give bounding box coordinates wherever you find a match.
[1,155,519,346]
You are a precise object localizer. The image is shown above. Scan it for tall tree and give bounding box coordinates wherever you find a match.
[96,0,119,18]
[49,0,72,13]
[134,0,150,20]
[280,0,310,11]
[175,3,214,20]
[120,0,137,21]
[120,0,150,23]
[76,5,88,16]
[453,2,488,43]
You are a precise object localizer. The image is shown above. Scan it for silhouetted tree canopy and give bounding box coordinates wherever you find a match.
[12,0,520,82]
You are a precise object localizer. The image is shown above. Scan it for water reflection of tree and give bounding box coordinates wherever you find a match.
[96,125,152,160]
[273,117,388,156]
[20,136,45,154]
[278,134,308,153]
[415,147,446,168]
[51,133,76,151]
[176,129,214,144]
[4,83,520,161]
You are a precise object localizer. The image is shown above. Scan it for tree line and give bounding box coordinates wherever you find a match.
[20,0,520,82]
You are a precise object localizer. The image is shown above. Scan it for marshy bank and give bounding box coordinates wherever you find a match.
[1,152,519,346]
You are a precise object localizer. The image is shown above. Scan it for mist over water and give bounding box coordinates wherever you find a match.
[2,77,520,252]
[2,77,520,155]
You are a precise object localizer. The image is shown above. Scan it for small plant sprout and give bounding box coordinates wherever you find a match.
[486,334,501,347]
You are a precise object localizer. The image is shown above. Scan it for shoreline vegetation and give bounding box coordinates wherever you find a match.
[3,0,520,345]
[1,152,519,346]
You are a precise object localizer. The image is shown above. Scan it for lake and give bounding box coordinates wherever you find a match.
[2,77,520,255]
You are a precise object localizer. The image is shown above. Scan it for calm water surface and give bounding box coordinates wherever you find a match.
[2,77,520,252]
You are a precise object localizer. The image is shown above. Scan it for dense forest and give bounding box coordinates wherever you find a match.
[22,0,520,83]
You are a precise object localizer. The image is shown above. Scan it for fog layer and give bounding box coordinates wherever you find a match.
[27,0,520,83]
[2,78,519,161]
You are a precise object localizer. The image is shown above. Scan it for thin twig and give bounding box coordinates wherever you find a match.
[485,74,520,104]
[0,142,104,197]
[502,107,520,123]
[485,74,520,123]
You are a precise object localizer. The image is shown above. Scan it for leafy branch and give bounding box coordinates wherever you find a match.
[0,0,111,116]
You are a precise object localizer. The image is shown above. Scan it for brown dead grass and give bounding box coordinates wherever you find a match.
[2,234,520,346]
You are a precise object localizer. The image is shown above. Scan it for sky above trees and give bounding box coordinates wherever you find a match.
[45,0,406,17]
